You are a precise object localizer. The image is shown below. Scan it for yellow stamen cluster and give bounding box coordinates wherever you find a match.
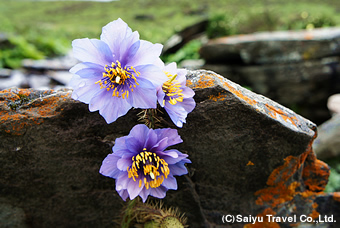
[95,60,140,99]
[162,72,184,105]
[127,148,170,189]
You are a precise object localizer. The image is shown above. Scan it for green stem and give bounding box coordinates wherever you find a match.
[121,198,137,228]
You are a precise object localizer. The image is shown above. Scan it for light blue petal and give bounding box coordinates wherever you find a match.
[169,162,189,176]
[117,189,129,201]
[125,136,143,153]
[127,40,163,67]
[100,18,134,58]
[127,178,143,200]
[72,38,114,66]
[127,77,158,109]
[150,185,167,199]
[144,130,158,150]
[150,137,169,152]
[70,75,102,104]
[156,86,166,107]
[88,90,107,112]
[163,62,177,75]
[182,87,195,99]
[181,97,196,112]
[129,124,150,146]
[161,175,177,190]
[73,62,104,79]
[119,34,140,66]
[153,128,182,147]
[164,105,186,128]
[99,154,121,178]
[112,137,127,152]
[98,93,132,124]
[139,186,151,203]
[135,64,167,87]
[161,149,189,165]
[116,172,130,191]
[117,157,133,171]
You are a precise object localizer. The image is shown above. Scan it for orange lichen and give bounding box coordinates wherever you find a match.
[302,152,329,192]
[332,192,340,202]
[299,190,323,199]
[208,92,227,102]
[247,132,328,227]
[222,80,257,106]
[247,161,255,166]
[265,104,298,127]
[255,181,300,208]
[191,74,215,89]
[0,88,69,135]
[306,202,320,221]
[188,73,258,106]
[186,79,193,87]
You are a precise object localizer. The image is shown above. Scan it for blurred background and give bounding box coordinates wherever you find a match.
[1,0,340,68]
[1,0,340,191]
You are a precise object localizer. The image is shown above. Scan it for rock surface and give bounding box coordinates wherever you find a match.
[200,27,340,64]
[0,70,338,227]
[200,28,340,125]
[313,114,340,160]
[204,57,340,124]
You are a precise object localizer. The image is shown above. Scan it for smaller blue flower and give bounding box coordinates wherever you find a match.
[99,124,191,202]
[157,62,196,128]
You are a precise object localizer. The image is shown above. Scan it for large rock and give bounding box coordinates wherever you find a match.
[200,27,340,64]
[204,57,340,124]
[0,70,338,227]
[199,28,340,125]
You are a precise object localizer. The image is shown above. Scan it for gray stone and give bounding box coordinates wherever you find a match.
[0,70,337,227]
[22,51,78,72]
[179,59,205,70]
[47,70,73,86]
[0,68,12,78]
[328,94,340,115]
[0,70,27,90]
[314,114,340,160]
[28,74,51,90]
[200,27,340,64]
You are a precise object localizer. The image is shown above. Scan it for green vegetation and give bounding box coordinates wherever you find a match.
[0,0,340,67]
[324,157,340,193]
[161,40,202,64]
[0,35,44,68]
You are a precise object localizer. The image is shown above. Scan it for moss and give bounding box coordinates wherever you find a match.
[7,93,31,110]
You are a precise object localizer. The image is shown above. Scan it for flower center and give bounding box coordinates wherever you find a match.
[162,72,184,105]
[95,60,140,99]
[127,148,170,189]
